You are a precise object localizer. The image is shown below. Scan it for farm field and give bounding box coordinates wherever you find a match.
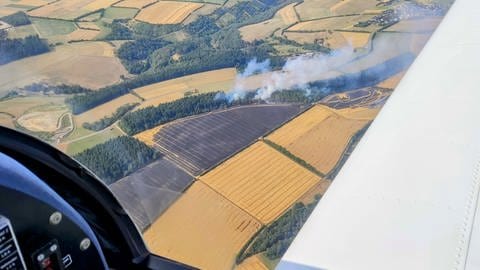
[134,68,236,109]
[135,1,203,24]
[294,0,381,20]
[17,104,68,132]
[283,30,370,49]
[288,14,375,32]
[336,33,417,75]
[6,24,37,39]
[110,158,194,231]
[66,28,99,41]
[0,42,128,94]
[74,93,141,127]
[28,0,117,20]
[151,104,302,175]
[0,95,65,128]
[377,71,406,89]
[0,0,50,16]
[268,105,370,175]
[65,125,123,155]
[236,255,268,270]
[113,0,156,9]
[384,17,443,33]
[200,141,320,224]
[239,3,299,42]
[76,21,101,31]
[102,7,138,20]
[144,181,261,270]
[134,125,163,147]
[182,3,219,24]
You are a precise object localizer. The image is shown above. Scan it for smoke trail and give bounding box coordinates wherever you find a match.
[226,46,355,101]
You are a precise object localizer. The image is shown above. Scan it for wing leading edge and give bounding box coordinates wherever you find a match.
[278,0,480,269]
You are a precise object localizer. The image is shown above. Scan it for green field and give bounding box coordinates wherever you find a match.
[66,125,124,155]
[31,18,77,37]
[7,24,37,39]
[102,7,138,20]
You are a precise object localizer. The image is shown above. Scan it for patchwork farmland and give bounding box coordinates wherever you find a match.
[200,141,321,224]
[135,1,203,24]
[109,158,193,231]
[268,105,370,175]
[144,181,262,270]
[151,104,303,175]
[28,0,117,20]
[134,68,236,109]
[0,42,127,94]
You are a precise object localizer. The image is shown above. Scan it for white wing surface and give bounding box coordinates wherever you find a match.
[278,0,480,269]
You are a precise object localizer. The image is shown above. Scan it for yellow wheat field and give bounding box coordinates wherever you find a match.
[268,106,334,146]
[298,179,331,204]
[135,1,203,24]
[340,31,370,48]
[235,255,268,270]
[134,125,163,147]
[29,0,117,20]
[289,15,373,32]
[114,0,157,9]
[200,142,320,224]
[66,29,99,41]
[337,107,380,120]
[144,181,261,270]
[134,68,236,108]
[240,3,299,42]
[75,93,140,125]
[0,42,127,92]
[5,0,49,6]
[294,0,338,20]
[268,105,369,174]
[83,0,117,11]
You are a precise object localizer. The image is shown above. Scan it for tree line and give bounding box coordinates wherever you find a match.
[73,136,159,184]
[83,103,138,131]
[0,35,50,65]
[237,197,321,264]
[119,92,231,135]
[1,12,31,26]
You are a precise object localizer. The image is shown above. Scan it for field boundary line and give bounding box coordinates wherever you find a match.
[325,121,371,180]
[262,139,325,178]
[198,179,264,225]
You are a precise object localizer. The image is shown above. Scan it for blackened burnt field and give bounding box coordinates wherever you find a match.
[152,104,303,175]
[110,158,193,231]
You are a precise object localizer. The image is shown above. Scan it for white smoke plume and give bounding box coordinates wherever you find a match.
[226,46,355,101]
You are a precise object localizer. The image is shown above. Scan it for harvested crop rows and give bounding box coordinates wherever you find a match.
[152,105,302,175]
[135,1,203,24]
[144,181,261,270]
[110,158,194,231]
[200,141,320,224]
[268,105,369,175]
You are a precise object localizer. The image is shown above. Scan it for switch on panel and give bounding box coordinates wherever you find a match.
[0,216,26,270]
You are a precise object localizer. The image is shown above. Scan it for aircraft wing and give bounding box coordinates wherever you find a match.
[278,0,480,269]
